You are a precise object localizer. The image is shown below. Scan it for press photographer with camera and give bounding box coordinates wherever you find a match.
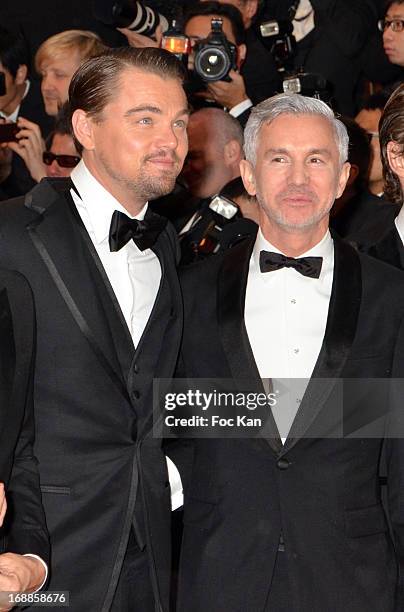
[261,0,378,115]
[183,2,250,121]
[117,1,255,125]
[198,0,280,105]
[0,27,52,199]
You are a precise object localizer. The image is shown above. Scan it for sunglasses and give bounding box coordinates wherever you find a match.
[43,151,81,168]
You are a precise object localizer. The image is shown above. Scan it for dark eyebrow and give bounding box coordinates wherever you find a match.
[124,106,190,119]
[124,105,162,118]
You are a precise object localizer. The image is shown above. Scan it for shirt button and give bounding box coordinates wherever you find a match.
[132,390,140,400]
[277,457,290,470]
[294,348,300,354]
[290,299,296,304]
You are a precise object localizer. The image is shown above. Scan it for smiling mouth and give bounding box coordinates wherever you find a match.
[147,158,177,169]
[282,196,314,205]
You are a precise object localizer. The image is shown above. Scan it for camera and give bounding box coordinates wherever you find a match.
[180,195,255,264]
[193,18,237,83]
[283,72,331,103]
[257,19,296,71]
[93,0,168,38]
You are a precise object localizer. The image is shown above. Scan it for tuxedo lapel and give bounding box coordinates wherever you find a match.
[24,180,132,402]
[368,226,404,270]
[282,236,362,454]
[217,236,283,453]
[65,193,136,384]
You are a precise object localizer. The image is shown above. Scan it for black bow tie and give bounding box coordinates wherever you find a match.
[259,251,323,278]
[109,210,166,252]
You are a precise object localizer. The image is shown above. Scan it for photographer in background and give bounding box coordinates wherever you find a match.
[265,0,378,115]
[4,104,80,189]
[199,0,280,105]
[183,2,251,122]
[0,27,52,198]
[119,2,262,125]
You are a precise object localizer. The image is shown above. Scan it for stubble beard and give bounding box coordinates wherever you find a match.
[256,189,333,232]
[98,152,180,202]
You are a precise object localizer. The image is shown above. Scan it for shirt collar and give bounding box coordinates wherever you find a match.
[253,227,334,272]
[70,160,148,245]
[395,205,404,247]
[0,80,30,123]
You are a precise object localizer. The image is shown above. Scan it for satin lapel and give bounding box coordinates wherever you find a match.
[282,236,362,454]
[65,194,136,383]
[217,236,283,453]
[25,181,131,401]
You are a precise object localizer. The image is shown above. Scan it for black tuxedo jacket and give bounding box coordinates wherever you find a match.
[0,269,49,561]
[0,179,183,611]
[175,231,404,612]
[331,191,399,248]
[366,224,404,271]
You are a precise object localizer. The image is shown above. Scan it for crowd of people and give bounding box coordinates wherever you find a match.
[0,1,404,611]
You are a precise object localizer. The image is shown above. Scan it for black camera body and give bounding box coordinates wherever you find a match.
[193,18,237,83]
[179,195,255,265]
[257,19,296,71]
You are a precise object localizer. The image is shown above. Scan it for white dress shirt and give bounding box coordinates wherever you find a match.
[245,229,334,441]
[70,161,182,509]
[395,205,404,246]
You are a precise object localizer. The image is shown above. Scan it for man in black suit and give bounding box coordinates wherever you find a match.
[0,47,189,611]
[0,269,49,609]
[367,83,404,268]
[174,93,404,611]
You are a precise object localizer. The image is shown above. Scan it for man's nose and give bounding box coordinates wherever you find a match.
[288,161,309,185]
[41,73,54,91]
[155,124,179,149]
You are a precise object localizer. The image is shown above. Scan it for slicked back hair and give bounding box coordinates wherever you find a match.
[68,47,186,152]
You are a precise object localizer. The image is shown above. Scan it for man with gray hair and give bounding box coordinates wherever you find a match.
[173,93,404,611]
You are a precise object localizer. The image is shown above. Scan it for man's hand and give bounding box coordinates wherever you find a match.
[200,70,248,110]
[7,118,46,183]
[117,25,162,48]
[0,485,6,528]
[0,554,46,610]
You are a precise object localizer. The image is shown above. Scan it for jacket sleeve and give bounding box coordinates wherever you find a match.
[1,273,49,564]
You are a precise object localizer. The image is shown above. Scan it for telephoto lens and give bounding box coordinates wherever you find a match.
[93,0,168,37]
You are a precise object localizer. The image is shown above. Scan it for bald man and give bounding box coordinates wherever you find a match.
[181,107,244,200]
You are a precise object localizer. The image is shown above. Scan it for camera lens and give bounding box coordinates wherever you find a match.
[195,46,230,82]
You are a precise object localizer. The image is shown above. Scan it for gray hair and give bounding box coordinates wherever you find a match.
[244,93,349,167]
